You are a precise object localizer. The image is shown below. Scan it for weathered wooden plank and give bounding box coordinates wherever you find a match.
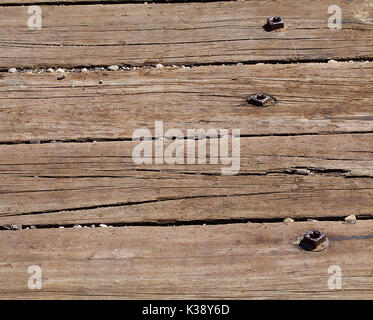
[0,0,199,3]
[1,0,135,3]
[0,131,372,226]
[1,62,373,143]
[0,0,372,68]
[3,0,207,3]
[0,221,372,299]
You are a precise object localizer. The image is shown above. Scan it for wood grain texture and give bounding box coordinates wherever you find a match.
[0,0,196,3]
[1,0,136,3]
[0,221,372,299]
[1,62,373,143]
[1,0,372,301]
[0,131,372,226]
[0,0,373,68]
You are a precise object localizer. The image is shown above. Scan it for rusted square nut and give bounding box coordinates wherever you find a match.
[301,230,328,252]
[303,230,326,248]
[265,16,285,31]
[248,93,273,107]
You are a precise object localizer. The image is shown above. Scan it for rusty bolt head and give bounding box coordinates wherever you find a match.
[248,93,274,107]
[300,230,329,252]
[265,16,285,31]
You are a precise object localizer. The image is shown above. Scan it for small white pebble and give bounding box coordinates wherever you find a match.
[58,226,64,229]
[236,63,243,66]
[108,65,119,71]
[57,73,65,80]
[73,224,82,228]
[47,68,54,73]
[91,224,95,228]
[56,68,65,73]
[283,218,294,224]
[8,68,17,73]
[83,226,89,228]
[30,226,36,229]
[82,68,88,72]
[345,214,357,224]
[156,63,164,68]
[99,224,108,228]
[328,59,338,64]
[307,219,319,222]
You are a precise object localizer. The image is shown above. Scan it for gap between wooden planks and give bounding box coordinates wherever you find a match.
[1,62,373,143]
[0,220,372,299]
[0,0,373,68]
[0,131,372,226]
